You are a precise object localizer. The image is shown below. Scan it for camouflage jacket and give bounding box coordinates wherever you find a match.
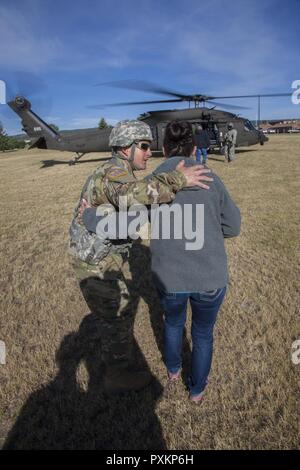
[69,152,187,264]
[225,129,237,146]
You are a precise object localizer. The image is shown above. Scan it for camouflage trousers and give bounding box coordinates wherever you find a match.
[71,253,139,371]
[224,144,236,161]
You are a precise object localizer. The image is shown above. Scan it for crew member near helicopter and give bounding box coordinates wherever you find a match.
[194,124,211,165]
[224,122,237,163]
[68,119,212,395]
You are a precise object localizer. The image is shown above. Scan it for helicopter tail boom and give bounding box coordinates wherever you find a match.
[7,96,61,145]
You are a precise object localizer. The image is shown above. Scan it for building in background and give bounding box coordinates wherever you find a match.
[257,120,300,134]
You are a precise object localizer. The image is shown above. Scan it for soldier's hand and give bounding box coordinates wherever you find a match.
[79,198,91,216]
[176,160,213,190]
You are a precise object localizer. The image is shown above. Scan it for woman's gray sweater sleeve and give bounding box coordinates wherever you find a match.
[218,180,241,238]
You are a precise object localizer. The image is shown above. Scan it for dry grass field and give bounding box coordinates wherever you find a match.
[0,135,299,450]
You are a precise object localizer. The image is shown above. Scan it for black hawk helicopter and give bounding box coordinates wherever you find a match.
[7,80,292,165]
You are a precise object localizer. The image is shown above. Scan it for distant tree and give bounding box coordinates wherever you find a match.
[0,122,9,151]
[98,117,109,129]
[49,123,59,132]
[9,137,26,150]
[0,122,26,151]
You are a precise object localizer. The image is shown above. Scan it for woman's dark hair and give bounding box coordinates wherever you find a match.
[163,121,195,158]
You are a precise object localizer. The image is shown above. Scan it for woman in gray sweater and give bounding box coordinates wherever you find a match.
[150,121,241,402]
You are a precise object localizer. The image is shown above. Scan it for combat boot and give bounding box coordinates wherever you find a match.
[104,368,152,395]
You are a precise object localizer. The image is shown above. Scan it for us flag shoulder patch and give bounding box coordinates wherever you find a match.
[106,167,128,180]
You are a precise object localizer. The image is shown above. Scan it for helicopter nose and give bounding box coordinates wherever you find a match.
[259,131,268,144]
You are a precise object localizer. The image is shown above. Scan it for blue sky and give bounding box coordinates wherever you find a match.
[0,0,299,134]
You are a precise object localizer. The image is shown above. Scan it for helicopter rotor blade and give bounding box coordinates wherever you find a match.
[0,71,51,121]
[211,92,293,99]
[87,98,183,109]
[205,100,250,110]
[91,80,292,112]
[1,71,48,102]
[95,79,187,99]
[14,71,48,98]
[95,80,293,103]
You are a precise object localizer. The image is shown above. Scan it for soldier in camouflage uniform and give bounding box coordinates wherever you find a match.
[224,122,238,163]
[69,119,212,394]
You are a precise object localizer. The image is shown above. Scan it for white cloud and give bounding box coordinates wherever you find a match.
[0,3,153,73]
[0,5,64,71]
[172,15,289,93]
[44,116,62,122]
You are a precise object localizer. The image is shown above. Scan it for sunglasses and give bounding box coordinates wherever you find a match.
[135,142,151,151]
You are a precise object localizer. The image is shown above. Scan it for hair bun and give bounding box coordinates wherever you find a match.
[168,121,190,142]
[164,120,194,158]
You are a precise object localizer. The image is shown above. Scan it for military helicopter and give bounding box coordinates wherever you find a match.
[7,80,291,165]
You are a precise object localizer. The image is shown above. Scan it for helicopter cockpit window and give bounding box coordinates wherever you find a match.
[244,120,255,132]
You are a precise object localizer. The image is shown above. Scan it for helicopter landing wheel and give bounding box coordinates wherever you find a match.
[68,152,85,165]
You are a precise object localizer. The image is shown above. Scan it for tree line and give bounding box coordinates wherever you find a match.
[0,122,26,151]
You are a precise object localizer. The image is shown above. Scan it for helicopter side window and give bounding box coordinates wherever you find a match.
[244,120,255,132]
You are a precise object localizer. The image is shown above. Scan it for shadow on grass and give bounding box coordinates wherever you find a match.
[4,320,164,450]
[3,243,191,450]
[206,148,259,163]
[40,157,110,169]
[3,255,165,450]
[234,148,259,153]
[39,147,257,168]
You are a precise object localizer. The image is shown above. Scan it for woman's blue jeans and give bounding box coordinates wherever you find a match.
[196,147,208,164]
[158,287,226,396]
